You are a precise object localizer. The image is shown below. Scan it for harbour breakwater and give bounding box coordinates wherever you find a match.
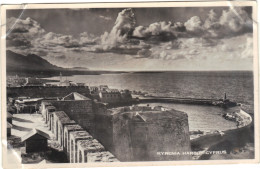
[106,95,238,109]
[136,96,237,108]
[190,107,253,160]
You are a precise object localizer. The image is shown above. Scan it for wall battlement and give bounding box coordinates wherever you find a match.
[40,101,119,163]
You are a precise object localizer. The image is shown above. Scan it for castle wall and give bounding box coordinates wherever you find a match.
[112,110,192,161]
[39,97,191,162]
[92,102,114,154]
[7,86,90,98]
[112,115,132,161]
[64,124,84,160]
[69,131,93,163]
[94,114,114,153]
[47,100,95,134]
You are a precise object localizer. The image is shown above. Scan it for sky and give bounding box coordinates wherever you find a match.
[6,6,253,71]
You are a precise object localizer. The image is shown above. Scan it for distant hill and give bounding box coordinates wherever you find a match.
[6,50,61,72]
[6,50,125,77]
[69,67,89,70]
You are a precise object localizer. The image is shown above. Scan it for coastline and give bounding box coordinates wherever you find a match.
[190,106,254,160]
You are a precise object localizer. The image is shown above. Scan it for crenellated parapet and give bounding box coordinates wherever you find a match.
[39,93,119,163]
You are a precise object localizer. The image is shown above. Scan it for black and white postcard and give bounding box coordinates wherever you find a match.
[1,1,259,168]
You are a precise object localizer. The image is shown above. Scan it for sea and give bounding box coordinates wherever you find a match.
[45,71,254,132]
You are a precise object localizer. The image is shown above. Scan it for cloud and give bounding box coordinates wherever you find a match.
[6,38,32,47]
[204,8,253,38]
[6,7,253,66]
[220,44,235,52]
[6,17,45,48]
[184,16,203,33]
[34,32,82,49]
[132,21,185,42]
[98,8,136,50]
[7,17,45,36]
[99,15,112,21]
[219,7,252,33]
[137,49,152,58]
[54,55,66,59]
[241,37,253,58]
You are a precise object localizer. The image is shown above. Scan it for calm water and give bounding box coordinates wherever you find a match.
[45,71,254,131]
[139,103,238,131]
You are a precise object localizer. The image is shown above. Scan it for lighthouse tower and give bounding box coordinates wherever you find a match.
[59,72,62,85]
[224,92,227,100]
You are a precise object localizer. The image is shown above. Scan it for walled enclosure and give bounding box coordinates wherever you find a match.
[41,104,119,163]
[39,92,191,162]
[43,93,94,135]
[7,86,90,98]
[94,105,192,161]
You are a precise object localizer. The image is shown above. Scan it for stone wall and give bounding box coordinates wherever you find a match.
[64,124,84,160]
[41,106,119,163]
[46,100,95,135]
[93,106,192,161]
[7,86,90,98]
[40,98,192,162]
[112,109,191,161]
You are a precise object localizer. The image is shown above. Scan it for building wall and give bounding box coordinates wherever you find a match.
[94,114,114,153]
[48,100,94,134]
[99,93,121,103]
[25,137,48,153]
[112,115,132,161]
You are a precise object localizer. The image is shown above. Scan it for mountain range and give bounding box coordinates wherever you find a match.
[6,50,61,72]
[6,50,121,77]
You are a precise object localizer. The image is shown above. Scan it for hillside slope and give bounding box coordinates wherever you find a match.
[6,50,61,72]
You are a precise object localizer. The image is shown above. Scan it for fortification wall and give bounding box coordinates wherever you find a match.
[41,107,119,163]
[112,110,191,161]
[47,100,95,134]
[94,114,114,153]
[7,86,90,98]
[112,115,132,161]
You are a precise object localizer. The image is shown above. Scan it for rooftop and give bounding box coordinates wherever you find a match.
[62,92,91,101]
[7,122,13,128]
[112,106,187,122]
[21,128,50,142]
[100,89,120,94]
[7,112,13,118]
[15,98,43,104]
